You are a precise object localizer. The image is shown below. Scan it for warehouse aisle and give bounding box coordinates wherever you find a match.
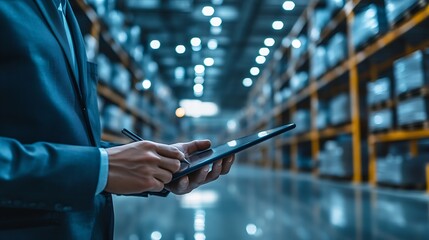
[113,166,429,240]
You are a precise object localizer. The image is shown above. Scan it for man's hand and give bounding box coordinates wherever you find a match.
[165,140,235,195]
[104,141,185,194]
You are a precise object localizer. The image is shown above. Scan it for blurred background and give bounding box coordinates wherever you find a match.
[71,0,429,239]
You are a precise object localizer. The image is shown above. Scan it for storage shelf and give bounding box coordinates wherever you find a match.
[319,124,352,139]
[369,129,429,144]
[98,84,160,129]
[353,4,429,66]
[101,132,129,144]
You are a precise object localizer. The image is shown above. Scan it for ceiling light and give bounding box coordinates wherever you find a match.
[150,40,160,49]
[272,21,284,30]
[291,39,302,48]
[151,231,162,240]
[202,6,215,16]
[243,78,253,87]
[259,47,270,56]
[194,76,205,84]
[210,17,222,27]
[175,107,186,118]
[204,57,215,66]
[191,37,201,47]
[194,83,204,93]
[208,39,218,50]
[283,1,296,11]
[176,45,186,54]
[179,100,219,117]
[256,56,266,64]
[264,38,275,47]
[194,64,205,74]
[142,79,151,89]
[250,67,260,76]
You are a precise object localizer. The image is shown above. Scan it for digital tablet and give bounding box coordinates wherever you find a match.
[172,123,296,181]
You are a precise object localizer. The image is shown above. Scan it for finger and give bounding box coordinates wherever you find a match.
[204,160,223,183]
[148,177,165,192]
[221,155,235,175]
[152,167,175,184]
[181,140,211,155]
[157,156,182,173]
[187,165,211,189]
[155,143,185,160]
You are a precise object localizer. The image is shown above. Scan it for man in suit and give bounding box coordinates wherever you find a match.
[0,0,235,239]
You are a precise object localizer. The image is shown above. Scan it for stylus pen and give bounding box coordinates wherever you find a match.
[121,128,190,165]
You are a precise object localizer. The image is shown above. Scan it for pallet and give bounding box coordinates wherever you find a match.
[389,0,428,28]
[397,86,429,100]
[369,99,395,112]
[398,120,429,131]
[377,181,426,190]
[319,174,352,182]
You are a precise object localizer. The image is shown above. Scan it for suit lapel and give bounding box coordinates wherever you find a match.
[65,2,88,102]
[32,0,79,84]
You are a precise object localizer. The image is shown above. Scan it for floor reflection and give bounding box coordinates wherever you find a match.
[113,165,429,240]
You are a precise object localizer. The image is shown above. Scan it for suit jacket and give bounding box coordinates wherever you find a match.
[0,1,113,239]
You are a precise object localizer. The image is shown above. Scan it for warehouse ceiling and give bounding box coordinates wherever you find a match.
[116,0,309,113]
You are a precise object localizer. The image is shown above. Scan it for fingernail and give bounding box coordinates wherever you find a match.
[204,166,210,172]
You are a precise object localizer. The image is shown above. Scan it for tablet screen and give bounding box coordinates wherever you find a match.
[172,123,296,181]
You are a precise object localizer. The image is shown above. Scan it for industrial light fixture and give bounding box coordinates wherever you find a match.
[256,56,266,64]
[243,78,253,87]
[175,107,186,118]
[259,47,270,56]
[250,67,260,76]
[291,39,302,48]
[176,45,186,54]
[204,57,215,66]
[264,38,275,47]
[272,21,284,30]
[194,64,206,74]
[207,39,218,50]
[150,40,160,49]
[194,76,205,84]
[202,6,215,16]
[282,1,295,11]
[191,37,202,47]
[142,79,151,89]
[210,17,222,27]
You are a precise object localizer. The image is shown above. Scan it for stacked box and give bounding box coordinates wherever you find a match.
[377,153,429,186]
[319,137,353,177]
[352,4,388,49]
[369,109,393,131]
[103,105,123,132]
[397,97,428,126]
[327,0,345,12]
[329,93,350,125]
[326,33,348,68]
[385,0,420,25]
[367,77,391,105]
[311,46,328,79]
[290,72,309,93]
[293,110,311,134]
[394,50,429,96]
[111,64,131,95]
[311,8,332,40]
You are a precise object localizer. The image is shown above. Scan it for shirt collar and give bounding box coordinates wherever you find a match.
[54,0,67,13]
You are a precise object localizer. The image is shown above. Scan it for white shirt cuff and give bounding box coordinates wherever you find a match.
[96,148,109,195]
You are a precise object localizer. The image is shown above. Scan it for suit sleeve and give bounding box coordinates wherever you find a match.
[0,136,100,211]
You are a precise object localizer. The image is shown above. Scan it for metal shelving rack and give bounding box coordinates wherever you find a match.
[246,0,429,191]
[71,0,177,143]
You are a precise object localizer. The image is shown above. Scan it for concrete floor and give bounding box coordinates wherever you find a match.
[113,165,429,240]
